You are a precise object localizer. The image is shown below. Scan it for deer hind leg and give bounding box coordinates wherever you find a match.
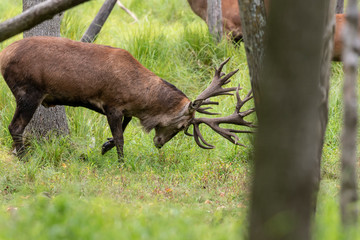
[8,90,42,158]
[105,111,129,162]
[101,116,132,155]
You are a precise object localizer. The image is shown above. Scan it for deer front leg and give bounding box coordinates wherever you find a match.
[106,110,125,162]
[101,138,115,155]
[102,116,132,155]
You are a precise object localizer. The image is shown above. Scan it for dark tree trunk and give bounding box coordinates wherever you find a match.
[23,0,63,37]
[207,0,223,42]
[23,0,69,136]
[237,0,267,108]
[316,0,336,211]
[81,0,117,43]
[336,0,344,14]
[340,0,359,226]
[247,0,336,239]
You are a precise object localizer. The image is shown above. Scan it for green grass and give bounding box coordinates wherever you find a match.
[0,0,359,239]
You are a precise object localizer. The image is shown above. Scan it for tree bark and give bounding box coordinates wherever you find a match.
[340,0,359,226]
[81,0,117,43]
[336,0,344,14]
[248,0,335,239]
[0,0,89,42]
[23,0,69,137]
[237,0,267,108]
[207,0,223,43]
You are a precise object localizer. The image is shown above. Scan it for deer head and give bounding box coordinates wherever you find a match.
[153,57,255,149]
[152,102,195,148]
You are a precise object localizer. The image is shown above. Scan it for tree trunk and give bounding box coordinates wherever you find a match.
[316,0,336,212]
[248,0,335,239]
[237,0,267,108]
[207,0,223,42]
[81,0,117,43]
[23,0,69,137]
[0,0,89,42]
[340,0,359,226]
[336,0,344,14]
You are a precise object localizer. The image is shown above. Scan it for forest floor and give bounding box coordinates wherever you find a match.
[0,0,359,239]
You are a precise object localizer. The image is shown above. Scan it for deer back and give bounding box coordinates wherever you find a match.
[0,36,191,131]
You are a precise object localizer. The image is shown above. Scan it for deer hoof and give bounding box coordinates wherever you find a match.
[101,139,115,155]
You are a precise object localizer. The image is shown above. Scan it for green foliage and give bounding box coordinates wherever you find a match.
[0,0,359,239]
[0,194,246,240]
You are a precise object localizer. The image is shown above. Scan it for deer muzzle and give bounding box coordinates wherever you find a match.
[153,136,164,149]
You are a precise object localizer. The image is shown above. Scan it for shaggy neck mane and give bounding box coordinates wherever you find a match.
[140,78,189,132]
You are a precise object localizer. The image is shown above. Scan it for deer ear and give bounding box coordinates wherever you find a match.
[189,99,203,113]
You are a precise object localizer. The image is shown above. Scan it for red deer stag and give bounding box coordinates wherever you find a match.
[187,0,269,42]
[0,37,254,161]
[187,0,358,61]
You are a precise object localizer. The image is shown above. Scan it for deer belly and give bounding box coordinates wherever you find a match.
[42,95,106,114]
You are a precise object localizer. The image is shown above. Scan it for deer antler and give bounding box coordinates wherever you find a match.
[186,87,255,149]
[186,58,255,149]
[190,58,239,115]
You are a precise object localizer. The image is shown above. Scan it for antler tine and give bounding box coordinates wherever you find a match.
[216,57,230,76]
[196,99,220,115]
[235,86,253,113]
[201,99,219,106]
[241,108,256,119]
[230,129,256,134]
[184,125,193,136]
[193,123,215,149]
[196,107,221,115]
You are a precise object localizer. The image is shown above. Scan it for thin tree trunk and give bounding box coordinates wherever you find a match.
[248,0,335,239]
[340,0,359,225]
[0,0,89,42]
[237,0,267,108]
[23,0,69,137]
[316,0,337,209]
[81,0,117,43]
[336,0,344,14]
[207,0,222,42]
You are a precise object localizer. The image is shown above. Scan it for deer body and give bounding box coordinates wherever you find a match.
[1,37,189,118]
[187,0,269,42]
[187,0,358,61]
[0,37,193,160]
[1,37,254,161]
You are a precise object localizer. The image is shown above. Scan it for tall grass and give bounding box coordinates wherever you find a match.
[0,0,359,239]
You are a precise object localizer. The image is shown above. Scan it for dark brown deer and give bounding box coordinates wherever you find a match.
[0,36,254,161]
[187,0,269,42]
[187,0,358,61]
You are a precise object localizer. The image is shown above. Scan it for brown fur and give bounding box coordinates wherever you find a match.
[333,13,360,61]
[187,0,269,42]
[0,36,193,160]
[187,0,357,61]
